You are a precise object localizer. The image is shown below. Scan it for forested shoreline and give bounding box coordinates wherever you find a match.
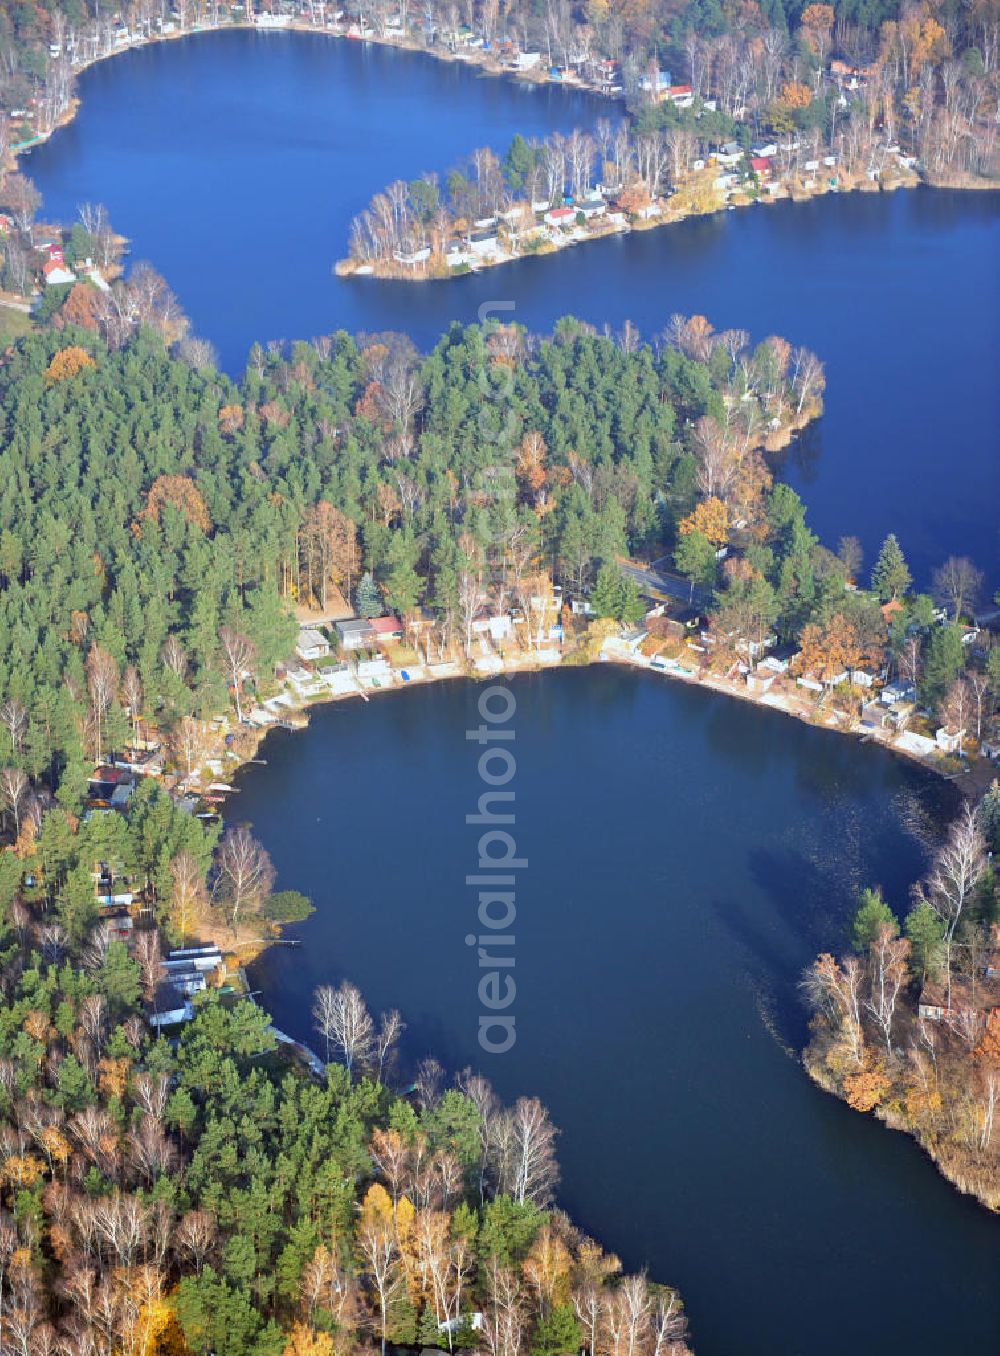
[0,916,693,1355]
[803,786,1000,1212]
[1,0,998,189]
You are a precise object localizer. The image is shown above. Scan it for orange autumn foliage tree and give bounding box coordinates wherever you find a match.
[616,182,651,213]
[56,282,101,331]
[218,403,244,435]
[799,3,834,53]
[354,381,385,425]
[38,1127,72,1176]
[98,1055,131,1100]
[144,476,212,534]
[679,496,729,546]
[44,345,96,386]
[516,432,548,496]
[975,1013,1000,1068]
[23,1009,50,1042]
[259,400,290,429]
[796,613,862,684]
[843,1061,891,1113]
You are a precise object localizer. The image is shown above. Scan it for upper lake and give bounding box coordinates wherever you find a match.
[26,30,1000,586]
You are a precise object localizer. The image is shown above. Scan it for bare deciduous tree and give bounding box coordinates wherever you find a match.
[0,697,28,756]
[374,1008,405,1083]
[174,1209,218,1273]
[481,1255,527,1356]
[918,805,987,1008]
[215,826,274,939]
[865,925,911,1053]
[170,716,209,783]
[415,1056,445,1112]
[502,1097,559,1207]
[161,634,188,682]
[357,1213,402,1356]
[168,851,208,943]
[85,645,118,765]
[312,981,374,1076]
[932,555,983,622]
[0,765,29,834]
[217,626,256,724]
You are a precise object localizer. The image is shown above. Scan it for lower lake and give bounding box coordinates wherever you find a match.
[239,668,1000,1356]
[25,31,1000,586]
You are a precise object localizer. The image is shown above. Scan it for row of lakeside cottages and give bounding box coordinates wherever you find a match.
[603,589,998,766]
[390,135,866,271]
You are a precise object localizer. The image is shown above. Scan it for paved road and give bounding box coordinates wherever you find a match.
[619,558,709,608]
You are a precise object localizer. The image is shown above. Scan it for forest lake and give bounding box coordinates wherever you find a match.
[19,26,1000,1356]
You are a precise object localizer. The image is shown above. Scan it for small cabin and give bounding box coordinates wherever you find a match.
[336,618,376,650]
[935,726,965,755]
[296,628,330,662]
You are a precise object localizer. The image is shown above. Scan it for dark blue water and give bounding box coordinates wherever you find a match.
[239,669,998,1356]
[26,32,1000,587]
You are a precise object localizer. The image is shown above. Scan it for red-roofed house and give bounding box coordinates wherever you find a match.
[370,616,403,643]
[750,157,771,176]
[544,206,576,227]
[43,259,76,286]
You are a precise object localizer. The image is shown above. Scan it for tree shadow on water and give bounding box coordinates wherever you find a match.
[709,844,856,1046]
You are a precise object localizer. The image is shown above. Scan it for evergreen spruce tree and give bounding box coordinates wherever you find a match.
[870,533,912,601]
[355,571,383,617]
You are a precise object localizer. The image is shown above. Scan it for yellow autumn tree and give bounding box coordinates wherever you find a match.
[2,1154,46,1189]
[679,496,729,546]
[904,1081,943,1126]
[38,1127,72,1177]
[781,81,813,108]
[523,1221,572,1313]
[43,345,96,386]
[283,1325,335,1356]
[135,1295,174,1356]
[360,1182,395,1232]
